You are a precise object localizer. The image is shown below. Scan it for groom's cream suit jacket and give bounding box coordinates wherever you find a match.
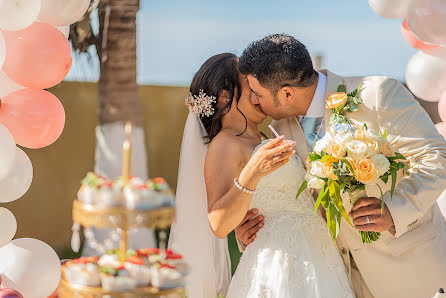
[273,70,446,298]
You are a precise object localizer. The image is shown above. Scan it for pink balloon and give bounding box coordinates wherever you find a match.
[439,91,446,123]
[1,22,72,89]
[401,19,439,51]
[0,89,65,148]
[0,289,23,298]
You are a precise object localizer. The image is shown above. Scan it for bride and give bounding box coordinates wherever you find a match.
[169,53,354,298]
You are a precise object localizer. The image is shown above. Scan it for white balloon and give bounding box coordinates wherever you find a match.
[0,32,5,71]
[368,0,411,19]
[0,148,33,203]
[0,124,16,181]
[38,0,90,27]
[406,51,446,102]
[407,0,446,45]
[0,238,61,298]
[0,0,42,31]
[0,208,17,247]
[0,71,24,98]
[56,25,70,39]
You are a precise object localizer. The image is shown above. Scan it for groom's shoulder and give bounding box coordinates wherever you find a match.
[344,74,400,88]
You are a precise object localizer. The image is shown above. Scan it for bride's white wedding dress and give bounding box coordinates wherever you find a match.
[226,141,355,298]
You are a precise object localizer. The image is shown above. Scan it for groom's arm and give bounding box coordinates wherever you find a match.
[375,77,446,238]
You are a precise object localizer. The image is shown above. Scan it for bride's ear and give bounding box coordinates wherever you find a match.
[218,90,231,103]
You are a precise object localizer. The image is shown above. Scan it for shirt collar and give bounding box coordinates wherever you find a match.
[304,71,326,118]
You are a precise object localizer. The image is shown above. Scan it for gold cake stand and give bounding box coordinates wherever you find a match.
[60,123,185,298]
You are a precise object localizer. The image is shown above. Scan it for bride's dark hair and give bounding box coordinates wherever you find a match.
[190,53,246,142]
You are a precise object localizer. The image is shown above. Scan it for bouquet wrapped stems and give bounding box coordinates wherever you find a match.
[349,190,380,243]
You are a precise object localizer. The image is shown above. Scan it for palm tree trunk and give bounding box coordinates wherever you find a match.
[83,0,155,255]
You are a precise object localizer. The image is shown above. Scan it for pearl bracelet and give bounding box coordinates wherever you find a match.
[234,178,256,195]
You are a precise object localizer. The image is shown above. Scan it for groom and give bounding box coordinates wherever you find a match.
[234,34,446,298]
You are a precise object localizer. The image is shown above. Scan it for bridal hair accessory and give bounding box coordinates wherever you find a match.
[185,89,216,117]
[234,178,256,195]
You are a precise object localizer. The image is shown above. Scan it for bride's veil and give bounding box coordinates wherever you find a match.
[168,112,232,298]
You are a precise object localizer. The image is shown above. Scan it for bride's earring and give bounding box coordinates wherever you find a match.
[218,96,230,103]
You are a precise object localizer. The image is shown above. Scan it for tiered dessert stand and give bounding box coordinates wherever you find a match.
[59,123,185,298]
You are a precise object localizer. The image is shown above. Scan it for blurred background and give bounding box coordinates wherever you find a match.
[5,0,442,268]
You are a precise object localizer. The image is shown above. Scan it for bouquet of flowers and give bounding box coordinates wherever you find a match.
[297,84,409,243]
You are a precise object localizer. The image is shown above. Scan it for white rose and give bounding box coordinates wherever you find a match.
[314,134,333,155]
[306,173,325,189]
[310,160,328,178]
[346,140,369,160]
[371,154,390,176]
[333,132,354,148]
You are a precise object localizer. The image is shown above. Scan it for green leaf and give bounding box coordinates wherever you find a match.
[337,84,346,93]
[327,202,340,242]
[309,152,321,161]
[380,174,389,184]
[348,84,361,97]
[390,168,397,200]
[375,183,385,214]
[328,181,353,226]
[340,183,346,195]
[394,152,406,160]
[314,185,329,215]
[340,158,355,177]
[397,162,406,170]
[349,103,359,112]
[382,128,387,139]
[296,180,308,199]
[363,123,368,130]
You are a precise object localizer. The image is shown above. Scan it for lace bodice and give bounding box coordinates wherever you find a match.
[249,141,318,225]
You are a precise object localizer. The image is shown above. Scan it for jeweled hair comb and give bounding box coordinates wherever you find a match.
[185,89,216,117]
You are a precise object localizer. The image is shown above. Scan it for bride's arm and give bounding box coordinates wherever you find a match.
[205,136,295,239]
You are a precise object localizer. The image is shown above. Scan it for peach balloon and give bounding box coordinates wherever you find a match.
[0,89,65,149]
[435,122,446,140]
[1,22,72,89]
[439,91,446,123]
[401,19,439,51]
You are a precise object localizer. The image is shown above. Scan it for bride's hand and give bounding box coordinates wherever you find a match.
[239,136,296,189]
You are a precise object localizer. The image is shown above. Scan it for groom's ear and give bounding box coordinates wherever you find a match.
[280,86,296,104]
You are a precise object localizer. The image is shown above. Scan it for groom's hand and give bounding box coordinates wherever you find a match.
[235,209,264,246]
[349,197,395,233]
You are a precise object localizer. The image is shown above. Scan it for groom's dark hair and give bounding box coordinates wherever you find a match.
[239,33,317,97]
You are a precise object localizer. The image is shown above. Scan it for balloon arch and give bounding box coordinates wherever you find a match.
[0,0,90,297]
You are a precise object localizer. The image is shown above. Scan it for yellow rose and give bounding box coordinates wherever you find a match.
[326,92,348,109]
[355,159,379,184]
[323,158,339,180]
[354,128,367,140]
[330,144,347,158]
[381,139,395,157]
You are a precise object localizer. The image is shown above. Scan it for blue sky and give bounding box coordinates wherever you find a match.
[67,0,416,85]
